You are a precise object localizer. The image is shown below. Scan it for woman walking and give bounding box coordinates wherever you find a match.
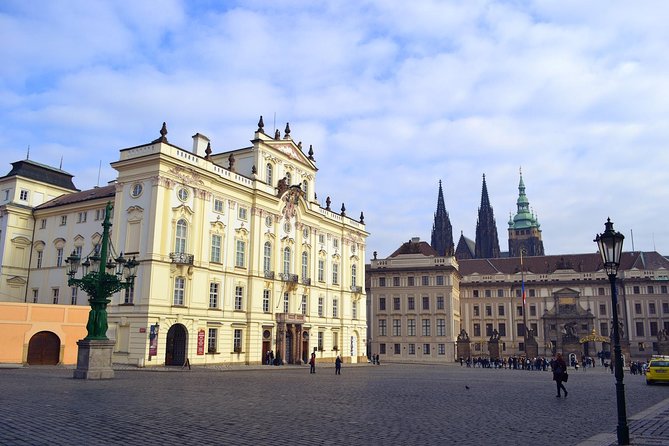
[553,353,568,398]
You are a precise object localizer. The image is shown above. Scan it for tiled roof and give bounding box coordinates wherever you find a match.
[389,240,439,257]
[458,251,669,275]
[1,160,77,191]
[35,184,116,210]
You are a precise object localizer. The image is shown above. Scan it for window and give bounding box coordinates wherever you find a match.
[235,286,243,310]
[39,219,46,229]
[423,344,431,355]
[649,302,657,315]
[393,277,400,287]
[214,198,224,213]
[497,289,504,298]
[318,259,325,282]
[333,299,338,318]
[351,264,357,287]
[318,234,325,245]
[238,206,248,220]
[77,212,87,223]
[60,215,67,226]
[393,319,401,336]
[485,290,491,298]
[394,344,401,355]
[175,219,187,253]
[437,296,444,310]
[332,263,339,285]
[235,240,246,267]
[70,287,78,305]
[485,305,492,317]
[599,304,607,316]
[56,248,63,267]
[32,289,38,303]
[498,305,505,316]
[233,329,242,352]
[600,322,609,337]
[177,187,189,202]
[636,321,645,337]
[408,343,416,354]
[473,290,479,298]
[283,292,289,313]
[635,303,642,314]
[379,277,386,287]
[173,277,185,305]
[263,290,270,312]
[486,323,493,337]
[302,180,308,198]
[436,276,444,286]
[498,323,506,337]
[378,319,387,336]
[422,276,429,286]
[408,296,415,310]
[352,301,357,319]
[530,305,536,317]
[437,319,446,336]
[529,289,536,298]
[19,189,29,201]
[474,305,480,317]
[664,302,669,314]
[285,173,292,185]
[283,247,291,275]
[266,163,273,185]
[52,288,59,304]
[648,286,655,294]
[438,344,446,355]
[301,295,307,315]
[211,234,222,263]
[473,323,481,337]
[650,321,659,336]
[393,297,400,311]
[517,306,523,316]
[633,286,640,294]
[379,343,386,354]
[36,251,43,269]
[124,285,134,304]
[318,332,324,351]
[333,238,339,249]
[302,252,309,281]
[422,296,429,310]
[408,319,416,336]
[209,283,219,308]
[95,208,104,221]
[379,297,386,311]
[422,319,431,336]
[318,296,324,317]
[517,323,525,337]
[598,287,605,296]
[408,276,415,286]
[662,286,668,294]
[208,328,218,353]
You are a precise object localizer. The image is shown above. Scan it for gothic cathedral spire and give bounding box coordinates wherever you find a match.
[430,180,454,256]
[475,174,501,258]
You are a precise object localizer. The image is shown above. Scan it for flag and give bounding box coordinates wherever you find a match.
[521,251,526,305]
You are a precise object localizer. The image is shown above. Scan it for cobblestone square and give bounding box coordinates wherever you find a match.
[1,364,668,445]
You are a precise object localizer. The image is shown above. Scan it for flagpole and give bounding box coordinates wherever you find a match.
[521,250,528,354]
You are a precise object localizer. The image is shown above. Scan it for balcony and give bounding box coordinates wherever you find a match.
[276,312,306,323]
[351,285,363,293]
[278,273,298,283]
[264,270,275,279]
[170,252,194,265]
[302,277,311,286]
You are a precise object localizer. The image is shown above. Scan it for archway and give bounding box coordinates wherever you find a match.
[165,324,188,366]
[27,331,60,365]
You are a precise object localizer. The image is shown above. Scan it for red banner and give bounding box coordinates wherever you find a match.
[197,329,205,355]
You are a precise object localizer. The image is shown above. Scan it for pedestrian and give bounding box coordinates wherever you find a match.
[553,353,568,398]
[309,352,316,374]
[335,355,342,375]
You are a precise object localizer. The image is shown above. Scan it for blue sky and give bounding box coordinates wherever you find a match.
[2,0,669,258]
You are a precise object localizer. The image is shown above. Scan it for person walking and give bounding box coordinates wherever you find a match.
[553,353,568,398]
[335,355,342,375]
[309,352,316,374]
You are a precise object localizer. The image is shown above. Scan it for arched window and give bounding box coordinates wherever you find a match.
[266,163,273,186]
[283,247,291,275]
[264,242,272,273]
[351,264,357,287]
[301,251,309,280]
[175,219,187,253]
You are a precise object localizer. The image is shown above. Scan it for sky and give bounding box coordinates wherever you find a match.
[2,0,669,259]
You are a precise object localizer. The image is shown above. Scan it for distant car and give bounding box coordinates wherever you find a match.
[646,357,669,385]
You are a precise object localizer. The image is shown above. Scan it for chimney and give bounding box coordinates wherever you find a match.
[411,237,420,243]
[192,133,210,157]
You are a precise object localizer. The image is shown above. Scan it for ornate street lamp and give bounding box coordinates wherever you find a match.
[65,202,138,379]
[595,218,629,445]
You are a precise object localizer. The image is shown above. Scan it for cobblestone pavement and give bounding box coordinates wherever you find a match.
[1,363,668,445]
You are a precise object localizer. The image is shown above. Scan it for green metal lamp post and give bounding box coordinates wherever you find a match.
[66,202,138,378]
[595,218,629,445]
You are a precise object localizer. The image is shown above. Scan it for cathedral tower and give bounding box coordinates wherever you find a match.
[430,180,454,256]
[474,174,500,259]
[508,169,544,257]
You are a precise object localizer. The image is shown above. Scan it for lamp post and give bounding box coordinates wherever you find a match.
[595,218,629,445]
[65,201,138,378]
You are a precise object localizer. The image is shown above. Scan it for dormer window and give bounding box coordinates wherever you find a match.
[19,189,29,201]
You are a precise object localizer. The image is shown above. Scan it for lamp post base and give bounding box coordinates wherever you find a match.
[73,339,115,380]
